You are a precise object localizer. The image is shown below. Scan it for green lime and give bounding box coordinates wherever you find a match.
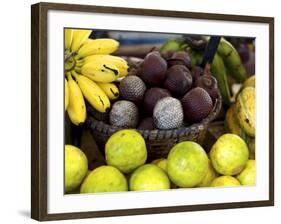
[167,141,209,188]
[236,160,256,185]
[210,176,241,187]
[197,159,218,187]
[129,164,170,191]
[151,158,168,173]
[105,129,147,173]
[210,134,249,175]
[80,165,128,193]
[65,145,88,193]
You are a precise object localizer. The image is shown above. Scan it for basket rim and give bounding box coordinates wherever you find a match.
[86,93,222,139]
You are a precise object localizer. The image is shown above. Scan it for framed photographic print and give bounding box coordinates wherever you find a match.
[31,2,274,221]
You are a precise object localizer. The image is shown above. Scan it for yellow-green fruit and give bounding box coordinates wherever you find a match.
[247,137,255,159]
[210,134,249,175]
[236,160,256,186]
[242,75,255,89]
[210,176,241,187]
[80,166,128,193]
[152,158,168,173]
[236,87,255,137]
[225,104,247,140]
[197,160,218,187]
[65,145,88,193]
[129,164,170,191]
[105,130,147,173]
[167,141,209,188]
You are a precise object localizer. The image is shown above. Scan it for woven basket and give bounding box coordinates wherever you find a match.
[87,94,222,161]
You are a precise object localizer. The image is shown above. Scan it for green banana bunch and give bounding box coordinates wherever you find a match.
[66,73,86,125]
[217,38,247,83]
[64,28,129,125]
[211,53,232,105]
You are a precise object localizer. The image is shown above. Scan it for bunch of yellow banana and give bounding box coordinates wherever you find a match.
[64,28,129,125]
[225,76,256,159]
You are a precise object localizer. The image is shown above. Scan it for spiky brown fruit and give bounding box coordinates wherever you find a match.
[109,100,139,128]
[181,87,213,123]
[140,51,167,86]
[143,87,171,115]
[194,75,219,102]
[153,97,184,129]
[119,76,146,104]
[167,51,192,69]
[164,65,193,96]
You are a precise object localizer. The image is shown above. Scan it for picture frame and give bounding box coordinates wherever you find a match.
[31,2,274,221]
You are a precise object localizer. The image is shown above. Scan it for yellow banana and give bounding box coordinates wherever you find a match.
[96,82,119,100]
[77,38,119,58]
[236,86,255,137]
[217,38,247,83]
[72,71,110,113]
[71,29,92,52]
[83,54,128,77]
[65,78,69,111]
[66,73,86,125]
[64,29,73,50]
[81,60,120,83]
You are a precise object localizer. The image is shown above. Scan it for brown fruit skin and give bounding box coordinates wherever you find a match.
[138,117,155,130]
[181,87,213,123]
[167,51,192,69]
[140,51,167,86]
[86,103,109,123]
[194,75,219,102]
[164,65,193,96]
[119,76,146,104]
[109,100,139,128]
[191,66,204,83]
[143,87,171,115]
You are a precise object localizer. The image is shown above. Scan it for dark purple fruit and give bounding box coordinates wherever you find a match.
[143,87,171,115]
[181,87,213,123]
[86,103,109,122]
[138,117,155,130]
[167,51,192,69]
[140,51,167,86]
[191,66,204,81]
[164,65,193,96]
[119,76,146,104]
[194,75,219,102]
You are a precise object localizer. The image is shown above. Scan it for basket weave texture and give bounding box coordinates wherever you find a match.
[87,95,222,161]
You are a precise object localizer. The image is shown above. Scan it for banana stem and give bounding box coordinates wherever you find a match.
[64,51,76,63]
[66,72,73,80]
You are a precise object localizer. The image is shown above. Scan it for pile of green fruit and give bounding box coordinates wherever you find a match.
[65,130,255,194]
[89,50,220,130]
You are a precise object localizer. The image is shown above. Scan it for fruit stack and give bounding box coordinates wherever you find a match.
[65,130,255,194]
[89,50,220,131]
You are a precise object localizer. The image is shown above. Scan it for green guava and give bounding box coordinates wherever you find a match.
[129,164,170,191]
[105,129,147,173]
[236,160,256,185]
[197,159,218,187]
[65,145,88,193]
[167,141,209,188]
[80,165,128,193]
[210,134,249,175]
[151,158,168,173]
[210,175,241,187]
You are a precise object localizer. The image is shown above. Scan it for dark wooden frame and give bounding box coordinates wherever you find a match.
[31,2,274,221]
